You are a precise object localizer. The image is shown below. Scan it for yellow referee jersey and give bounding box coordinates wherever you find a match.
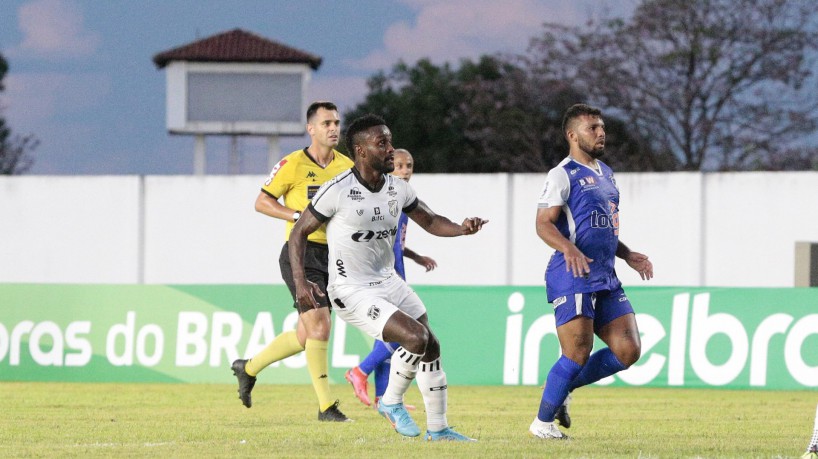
[261,147,353,243]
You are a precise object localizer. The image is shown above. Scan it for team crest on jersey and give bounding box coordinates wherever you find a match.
[388,200,399,217]
[348,187,365,201]
[367,305,381,320]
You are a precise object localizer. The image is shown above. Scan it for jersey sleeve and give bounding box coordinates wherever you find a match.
[537,167,570,209]
[309,175,341,221]
[401,180,418,211]
[261,157,293,198]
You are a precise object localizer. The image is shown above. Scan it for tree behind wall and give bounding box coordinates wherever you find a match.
[527,0,818,171]
[0,52,37,175]
[344,56,658,172]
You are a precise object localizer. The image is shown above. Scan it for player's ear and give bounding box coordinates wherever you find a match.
[565,129,575,144]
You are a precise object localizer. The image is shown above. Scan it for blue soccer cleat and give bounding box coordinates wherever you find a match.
[377,401,420,437]
[425,427,477,442]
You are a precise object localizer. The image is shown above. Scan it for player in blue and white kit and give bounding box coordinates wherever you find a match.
[345,149,437,409]
[530,104,654,440]
[289,114,487,442]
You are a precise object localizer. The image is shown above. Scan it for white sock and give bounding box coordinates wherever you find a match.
[416,358,448,432]
[380,346,422,406]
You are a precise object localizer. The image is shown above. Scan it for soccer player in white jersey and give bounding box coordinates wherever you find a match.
[288,114,488,441]
[530,103,654,440]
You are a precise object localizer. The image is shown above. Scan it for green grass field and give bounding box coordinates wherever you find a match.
[0,382,814,458]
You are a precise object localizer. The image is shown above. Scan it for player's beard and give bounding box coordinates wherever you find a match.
[375,156,395,174]
[578,136,605,159]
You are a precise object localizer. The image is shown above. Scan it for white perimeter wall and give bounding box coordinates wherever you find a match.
[1,172,817,287]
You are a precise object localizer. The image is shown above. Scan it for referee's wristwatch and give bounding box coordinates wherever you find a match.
[292,211,301,222]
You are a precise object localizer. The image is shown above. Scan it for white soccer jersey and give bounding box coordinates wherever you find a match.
[309,168,419,287]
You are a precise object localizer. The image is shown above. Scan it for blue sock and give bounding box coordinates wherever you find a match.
[359,340,395,375]
[537,355,583,422]
[373,358,391,397]
[568,348,627,392]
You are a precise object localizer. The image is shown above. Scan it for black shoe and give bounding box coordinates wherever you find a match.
[555,394,572,429]
[231,359,256,408]
[318,400,352,422]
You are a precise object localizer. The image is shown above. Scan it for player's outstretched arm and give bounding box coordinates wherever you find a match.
[407,200,488,237]
[288,209,326,309]
[616,241,653,281]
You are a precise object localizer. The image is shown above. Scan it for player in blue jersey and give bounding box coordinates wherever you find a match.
[530,104,654,440]
[345,149,437,409]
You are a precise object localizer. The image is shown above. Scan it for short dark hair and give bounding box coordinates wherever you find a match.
[306,101,338,122]
[562,103,602,136]
[344,114,387,153]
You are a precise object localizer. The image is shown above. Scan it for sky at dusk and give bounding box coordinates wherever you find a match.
[0,0,635,175]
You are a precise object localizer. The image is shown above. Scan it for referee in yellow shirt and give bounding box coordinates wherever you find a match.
[231,101,354,422]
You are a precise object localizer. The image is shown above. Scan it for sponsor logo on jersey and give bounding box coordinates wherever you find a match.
[368,275,391,287]
[387,184,397,197]
[264,159,287,186]
[335,259,347,277]
[388,200,398,217]
[578,175,600,192]
[367,305,381,320]
[351,227,397,242]
[347,187,365,201]
[307,185,320,199]
[553,296,567,307]
[356,209,364,216]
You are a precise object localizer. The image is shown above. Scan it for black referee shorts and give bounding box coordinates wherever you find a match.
[279,240,331,313]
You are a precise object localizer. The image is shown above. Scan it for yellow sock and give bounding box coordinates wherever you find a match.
[305,339,333,411]
[245,330,304,377]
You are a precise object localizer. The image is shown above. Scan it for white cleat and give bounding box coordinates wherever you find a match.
[529,418,569,440]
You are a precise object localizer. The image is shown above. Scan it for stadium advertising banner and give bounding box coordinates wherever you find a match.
[0,285,816,390]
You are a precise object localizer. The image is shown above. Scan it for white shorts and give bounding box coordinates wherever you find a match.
[327,274,426,341]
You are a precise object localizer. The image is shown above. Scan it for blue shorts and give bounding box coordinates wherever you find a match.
[551,286,634,332]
